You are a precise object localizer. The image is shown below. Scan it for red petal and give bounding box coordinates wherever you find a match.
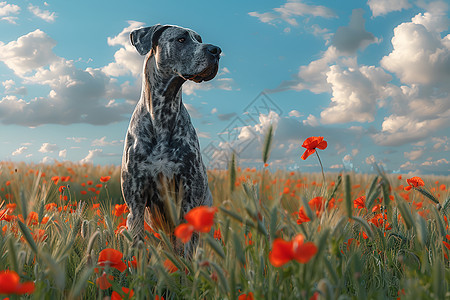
[16,281,35,295]
[174,223,194,243]
[316,140,327,150]
[0,271,20,294]
[269,239,295,267]
[301,149,315,160]
[185,206,217,233]
[293,242,318,263]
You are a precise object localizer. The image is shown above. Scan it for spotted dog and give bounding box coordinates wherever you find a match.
[121,24,221,254]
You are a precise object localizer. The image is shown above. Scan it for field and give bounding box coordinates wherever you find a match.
[0,156,449,299]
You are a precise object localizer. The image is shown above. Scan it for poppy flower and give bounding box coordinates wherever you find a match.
[296,206,311,225]
[51,176,59,185]
[269,234,318,267]
[111,287,134,300]
[0,270,35,295]
[97,248,127,272]
[100,176,111,183]
[354,196,366,210]
[185,206,218,232]
[113,204,128,217]
[404,177,425,191]
[238,292,255,300]
[96,272,113,290]
[174,223,195,243]
[301,136,327,160]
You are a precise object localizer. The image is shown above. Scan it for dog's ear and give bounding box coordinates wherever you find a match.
[130,25,170,56]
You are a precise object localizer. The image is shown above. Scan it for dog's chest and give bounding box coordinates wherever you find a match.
[127,105,203,180]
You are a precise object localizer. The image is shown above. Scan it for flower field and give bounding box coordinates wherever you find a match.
[0,153,449,299]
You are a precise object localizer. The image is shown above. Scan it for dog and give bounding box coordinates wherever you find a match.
[121,24,221,254]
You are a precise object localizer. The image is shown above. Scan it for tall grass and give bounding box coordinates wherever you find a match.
[0,156,449,299]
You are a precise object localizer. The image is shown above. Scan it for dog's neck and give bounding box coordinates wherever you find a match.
[142,55,186,138]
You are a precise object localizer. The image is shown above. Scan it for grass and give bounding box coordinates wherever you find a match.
[0,158,449,299]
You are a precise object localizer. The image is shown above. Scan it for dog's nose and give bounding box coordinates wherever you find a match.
[207,45,221,57]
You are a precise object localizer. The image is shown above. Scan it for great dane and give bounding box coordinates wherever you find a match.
[121,24,220,254]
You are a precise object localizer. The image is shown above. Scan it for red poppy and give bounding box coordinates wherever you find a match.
[404,176,425,191]
[238,292,255,300]
[301,136,327,160]
[296,206,311,225]
[97,248,127,272]
[354,196,366,210]
[96,272,113,290]
[185,206,218,233]
[111,287,134,300]
[113,204,128,217]
[100,176,111,183]
[174,223,195,243]
[269,234,317,267]
[0,270,35,295]
[51,176,59,185]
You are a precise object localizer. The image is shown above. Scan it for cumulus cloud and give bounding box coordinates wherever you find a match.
[0,1,20,24]
[102,21,145,77]
[249,0,335,27]
[367,0,411,17]
[0,29,136,126]
[38,143,58,153]
[321,64,392,124]
[59,149,67,158]
[12,146,27,156]
[373,7,450,146]
[332,9,378,54]
[80,149,103,164]
[28,4,56,22]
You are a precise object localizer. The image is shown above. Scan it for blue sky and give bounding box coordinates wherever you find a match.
[0,0,449,175]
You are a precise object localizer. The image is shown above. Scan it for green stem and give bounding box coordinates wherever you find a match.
[315,151,325,195]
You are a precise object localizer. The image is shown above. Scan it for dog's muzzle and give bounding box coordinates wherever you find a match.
[185,44,221,83]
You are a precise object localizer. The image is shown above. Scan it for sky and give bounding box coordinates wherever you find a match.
[0,0,449,175]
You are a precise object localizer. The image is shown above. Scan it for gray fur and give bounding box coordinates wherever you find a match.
[121,24,221,253]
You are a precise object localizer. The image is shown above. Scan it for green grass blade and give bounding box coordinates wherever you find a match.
[18,220,38,254]
[344,174,352,218]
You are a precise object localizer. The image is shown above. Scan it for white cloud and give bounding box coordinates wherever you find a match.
[28,4,56,22]
[0,2,20,17]
[320,65,391,124]
[12,146,27,156]
[404,149,425,161]
[0,30,58,76]
[59,149,67,158]
[102,21,145,77]
[367,0,411,17]
[249,0,335,27]
[39,143,58,153]
[380,16,450,85]
[288,110,301,117]
[303,114,319,126]
[80,149,103,164]
[41,156,54,164]
[0,29,137,126]
[91,136,121,147]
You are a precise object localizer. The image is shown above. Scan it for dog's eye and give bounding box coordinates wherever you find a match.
[178,38,185,43]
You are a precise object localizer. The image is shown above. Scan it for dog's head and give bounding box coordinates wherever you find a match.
[131,24,221,83]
